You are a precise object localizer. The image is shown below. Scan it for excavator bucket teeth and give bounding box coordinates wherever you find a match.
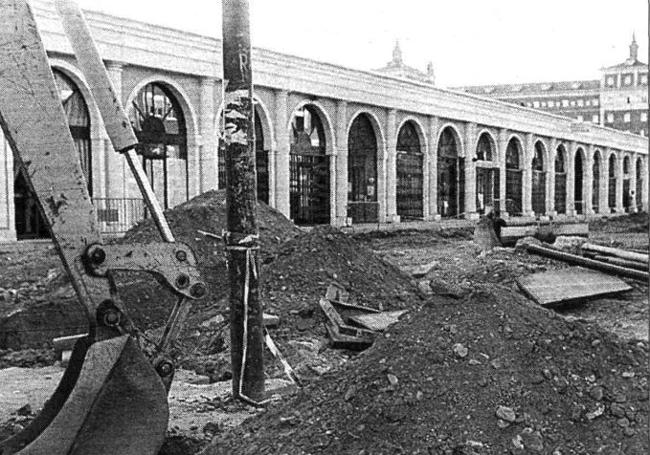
[0,336,168,455]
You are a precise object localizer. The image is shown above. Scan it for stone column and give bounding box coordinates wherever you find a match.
[464,122,478,219]
[629,153,638,213]
[523,133,534,216]
[497,129,508,217]
[584,145,595,216]
[105,61,126,199]
[615,152,625,213]
[385,109,398,222]
[428,116,440,220]
[274,89,290,218]
[641,155,648,213]
[199,77,216,193]
[334,100,348,227]
[546,138,557,217]
[599,149,610,215]
[566,142,576,216]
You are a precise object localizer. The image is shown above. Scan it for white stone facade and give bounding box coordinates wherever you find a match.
[0,0,647,241]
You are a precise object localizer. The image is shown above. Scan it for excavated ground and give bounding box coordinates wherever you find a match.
[0,211,647,454]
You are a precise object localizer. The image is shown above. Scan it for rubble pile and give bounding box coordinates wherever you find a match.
[205,285,648,455]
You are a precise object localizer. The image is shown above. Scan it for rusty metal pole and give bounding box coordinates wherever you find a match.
[222,0,265,403]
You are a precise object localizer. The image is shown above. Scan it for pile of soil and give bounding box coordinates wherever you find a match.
[205,285,648,455]
[118,190,302,330]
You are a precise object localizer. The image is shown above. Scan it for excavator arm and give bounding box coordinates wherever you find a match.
[0,1,205,453]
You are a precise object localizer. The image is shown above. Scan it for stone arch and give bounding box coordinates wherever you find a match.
[474,130,499,215]
[126,78,195,209]
[505,136,524,216]
[574,147,586,214]
[592,149,602,213]
[608,151,618,212]
[286,101,334,225]
[623,154,632,212]
[532,140,547,215]
[554,144,567,214]
[396,119,426,219]
[347,111,383,223]
[437,125,465,217]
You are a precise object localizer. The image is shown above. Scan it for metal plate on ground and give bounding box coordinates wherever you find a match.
[517,267,632,307]
[349,310,408,332]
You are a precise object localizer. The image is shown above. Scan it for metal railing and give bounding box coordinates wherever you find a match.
[92,198,146,235]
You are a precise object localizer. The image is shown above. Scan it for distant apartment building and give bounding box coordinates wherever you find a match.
[454,36,649,137]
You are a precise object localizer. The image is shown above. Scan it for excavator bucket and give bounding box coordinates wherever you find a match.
[0,1,172,453]
[0,336,168,455]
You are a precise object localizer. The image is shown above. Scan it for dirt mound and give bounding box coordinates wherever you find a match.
[118,190,302,329]
[205,286,648,455]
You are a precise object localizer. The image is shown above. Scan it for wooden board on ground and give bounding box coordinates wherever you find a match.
[349,310,408,332]
[517,267,632,307]
[500,222,589,246]
[318,299,376,338]
[325,324,374,351]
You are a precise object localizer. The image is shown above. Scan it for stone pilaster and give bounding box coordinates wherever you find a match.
[199,77,216,193]
[0,132,16,241]
[641,157,649,212]
[547,138,557,217]
[464,122,478,219]
[599,149,610,215]
[584,145,595,216]
[376,118,387,224]
[629,153,638,213]
[334,100,348,226]
[615,152,625,214]
[566,142,576,216]
[274,89,290,218]
[497,129,508,216]
[523,133,534,216]
[428,116,440,220]
[105,61,126,200]
[385,110,398,222]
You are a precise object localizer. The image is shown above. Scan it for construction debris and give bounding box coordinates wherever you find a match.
[581,242,649,265]
[517,267,632,307]
[348,310,408,332]
[500,221,589,246]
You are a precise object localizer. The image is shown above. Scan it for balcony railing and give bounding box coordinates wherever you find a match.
[92,198,146,235]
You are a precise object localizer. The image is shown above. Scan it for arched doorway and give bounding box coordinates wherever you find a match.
[217,108,269,204]
[129,82,187,210]
[505,138,523,216]
[437,127,464,217]
[14,69,91,239]
[636,158,643,211]
[289,105,330,225]
[532,141,546,215]
[396,121,423,219]
[574,148,585,214]
[592,151,601,213]
[554,145,567,214]
[475,132,499,215]
[608,154,617,213]
[347,114,378,223]
[622,156,631,212]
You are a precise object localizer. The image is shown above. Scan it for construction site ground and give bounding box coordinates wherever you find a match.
[0,206,647,454]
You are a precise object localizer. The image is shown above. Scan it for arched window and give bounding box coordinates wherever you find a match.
[54,69,92,194]
[437,127,464,217]
[474,133,498,214]
[532,141,546,215]
[555,146,567,214]
[289,105,329,225]
[608,154,617,211]
[348,114,378,222]
[592,152,601,213]
[505,138,523,216]
[129,82,187,209]
[476,133,493,161]
[396,121,423,219]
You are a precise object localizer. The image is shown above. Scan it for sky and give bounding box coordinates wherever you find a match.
[77,0,649,87]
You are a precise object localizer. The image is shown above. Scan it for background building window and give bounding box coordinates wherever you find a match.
[577,99,584,107]
[576,115,584,122]
[607,113,614,123]
[592,114,599,123]
[606,76,615,87]
[533,101,540,108]
[623,75,632,86]
[562,99,569,107]
[640,74,648,85]
[624,112,631,123]
[547,100,554,108]
[540,101,546,107]
[592,98,599,106]
[641,112,648,122]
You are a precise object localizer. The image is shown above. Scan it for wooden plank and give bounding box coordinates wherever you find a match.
[318,299,376,338]
[349,310,408,332]
[582,243,649,264]
[516,267,632,307]
[324,324,374,351]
